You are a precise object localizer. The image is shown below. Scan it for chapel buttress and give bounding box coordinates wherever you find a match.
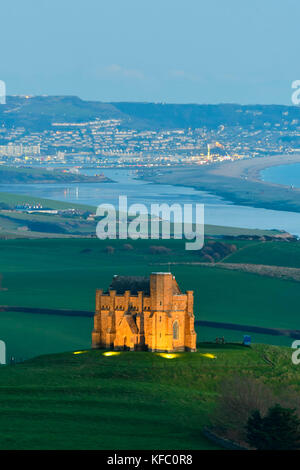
[92,272,196,352]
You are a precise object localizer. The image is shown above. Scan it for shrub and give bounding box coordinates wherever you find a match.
[202,254,214,263]
[212,375,275,443]
[246,404,300,450]
[212,241,232,257]
[212,375,300,447]
[149,246,171,255]
[228,244,237,253]
[202,246,214,255]
[200,241,238,262]
[105,246,115,254]
[123,243,134,251]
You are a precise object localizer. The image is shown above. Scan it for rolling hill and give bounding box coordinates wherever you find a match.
[2,96,300,131]
[0,344,297,450]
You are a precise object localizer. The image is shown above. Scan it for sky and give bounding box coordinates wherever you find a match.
[0,0,299,104]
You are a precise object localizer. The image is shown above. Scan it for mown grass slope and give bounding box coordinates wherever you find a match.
[0,344,298,450]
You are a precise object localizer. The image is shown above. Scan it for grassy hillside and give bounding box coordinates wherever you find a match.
[0,344,297,450]
[0,191,95,211]
[0,237,299,360]
[0,313,294,363]
[0,238,299,324]
[225,240,300,268]
[0,211,97,237]
[0,311,92,360]
[0,237,298,317]
[3,96,300,131]
[0,96,125,130]
[0,166,109,184]
[0,191,97,238]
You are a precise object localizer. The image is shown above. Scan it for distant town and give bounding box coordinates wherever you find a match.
[1,97,300,168]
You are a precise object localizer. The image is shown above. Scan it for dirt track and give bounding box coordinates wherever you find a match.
[197,262,300,282]
[156,261,300,283]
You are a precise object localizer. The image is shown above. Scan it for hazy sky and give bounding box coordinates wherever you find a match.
[1,0,299,104]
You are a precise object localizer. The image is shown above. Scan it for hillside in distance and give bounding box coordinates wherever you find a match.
[2,96,300,131]
[0,166,110,184]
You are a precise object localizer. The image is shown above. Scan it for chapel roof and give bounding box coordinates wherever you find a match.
[108,274,182,296]
[108,275,150,295]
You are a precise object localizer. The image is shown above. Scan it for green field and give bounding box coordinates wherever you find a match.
[197,326,293,348]
[0,237,298,359]
[0,190,95,211]
[0,344,297,450]
[0,238,299,319]
[0,230,297,449]
[0,311,92,361]
[225,240,300,268]
[0,316,293,363]
[0,210,97,236]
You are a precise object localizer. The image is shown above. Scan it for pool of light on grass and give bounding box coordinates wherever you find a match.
[157,353,180,359]
[102,351,121,357]
[200,353,216,359]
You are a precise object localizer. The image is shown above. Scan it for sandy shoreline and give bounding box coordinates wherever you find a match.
[211,154,300,182]
[140,154,300,213]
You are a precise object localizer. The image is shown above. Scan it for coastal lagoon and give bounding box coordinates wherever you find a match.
[0,168,300,235]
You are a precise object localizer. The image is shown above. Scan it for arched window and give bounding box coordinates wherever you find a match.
[173,321,179,340]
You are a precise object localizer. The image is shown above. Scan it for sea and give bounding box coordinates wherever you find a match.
[261,162,300,189]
